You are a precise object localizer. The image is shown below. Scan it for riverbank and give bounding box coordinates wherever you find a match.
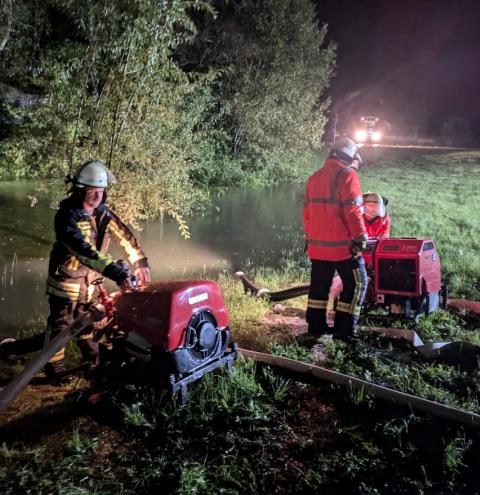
[2,147,480,492]
[1,267,480,493]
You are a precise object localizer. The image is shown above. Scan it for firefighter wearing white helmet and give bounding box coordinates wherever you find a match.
[43,159,151,381]
[330,136,364,167]
[73,159,117,188]
[362,192,391,239]
[302,136,368,342]
[326,191,391,325]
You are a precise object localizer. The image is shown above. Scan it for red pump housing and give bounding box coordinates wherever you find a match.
[113,280,230,351]
[101,280,236,401]
[363,238,442,316]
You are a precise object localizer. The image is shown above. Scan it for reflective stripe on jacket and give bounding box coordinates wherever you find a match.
[303,158,367,261]
[364,213,391,239]
[46,196,148,302]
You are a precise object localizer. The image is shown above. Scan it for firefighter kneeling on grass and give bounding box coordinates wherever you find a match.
[302,137,368,343]
[44,160,151,381]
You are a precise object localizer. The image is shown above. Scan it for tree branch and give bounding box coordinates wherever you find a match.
[0,0,13,52]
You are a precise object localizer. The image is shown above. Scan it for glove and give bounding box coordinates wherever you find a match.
[351,240,367,256]
[134,266,151,286]
[103,260,130,285]
[120,276,137,293]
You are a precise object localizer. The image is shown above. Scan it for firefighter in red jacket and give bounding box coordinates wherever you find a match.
[303,137,368,340]
[363,192,391,239]
[44,160,151,379]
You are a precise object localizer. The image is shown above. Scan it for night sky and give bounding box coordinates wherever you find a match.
[316,0,480,141]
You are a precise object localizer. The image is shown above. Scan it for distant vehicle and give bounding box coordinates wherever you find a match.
[354,115,385,143]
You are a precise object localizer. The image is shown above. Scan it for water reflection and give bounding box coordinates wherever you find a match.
[0,182,305,336]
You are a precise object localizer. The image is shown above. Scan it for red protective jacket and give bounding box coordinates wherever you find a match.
[364,213,391,239]
[303,158,367,261]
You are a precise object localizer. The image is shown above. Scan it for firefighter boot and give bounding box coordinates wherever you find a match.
[333,310,357,341]
[77,338,99,363]
[44,360,69,383]
[306,308,330,337]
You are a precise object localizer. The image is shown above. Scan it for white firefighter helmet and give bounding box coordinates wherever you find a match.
[73,160,117,188]
[363,192,386,219]
[331,136,363,165]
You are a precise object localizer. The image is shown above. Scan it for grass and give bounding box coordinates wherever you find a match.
[359,148,480,300]
[217,263,309,351]
[3,357,479,494]
[2,148,480,493]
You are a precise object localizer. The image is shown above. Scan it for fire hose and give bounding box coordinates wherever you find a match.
[235,271,480,318]
[238,348,480,429]
[0,305,106,414]
[235,271,480,368]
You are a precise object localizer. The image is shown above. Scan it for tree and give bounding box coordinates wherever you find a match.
[2,0,219,234]
[178,0,336,186]
[0,0,12,52]
[0,0,336,226]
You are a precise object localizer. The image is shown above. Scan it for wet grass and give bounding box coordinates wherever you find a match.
[2,148,480,492]
[359,148,480,300]
[230,262,480,416]
[1,357,479,494]
[1,268,480,494]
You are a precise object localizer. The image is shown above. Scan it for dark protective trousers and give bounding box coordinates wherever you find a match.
[0,298,93,362]
[306,256,367,339]
[45,295,94,364]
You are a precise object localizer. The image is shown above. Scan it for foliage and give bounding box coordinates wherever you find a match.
[443,433,472,477]
[0,0,336,228]
[269,340,314,363]
[323,335,480,414]
[2,358,480,493]
[217,263,480,416]
[0,0,49,79]
[416,309,480,344]
[2,269,480,493]
[181,0,336,187]
[1,0,220,231]
[122,402,152,429]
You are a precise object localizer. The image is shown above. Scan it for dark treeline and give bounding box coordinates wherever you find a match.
[0,0,335,226]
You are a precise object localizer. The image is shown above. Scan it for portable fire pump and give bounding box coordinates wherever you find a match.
[362,238,443,318]
[96,280,238,401]
[0,279,238,412]
[236,236,445,321]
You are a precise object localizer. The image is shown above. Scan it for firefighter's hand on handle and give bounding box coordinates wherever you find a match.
[134,266,151,286]
[351,239,367,256]
[120,276,138,293]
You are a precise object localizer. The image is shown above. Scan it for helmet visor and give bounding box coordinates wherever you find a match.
[363,193,385,218]
[354,150,363,165]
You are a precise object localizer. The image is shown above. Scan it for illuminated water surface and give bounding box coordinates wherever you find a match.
[0,182,305,336]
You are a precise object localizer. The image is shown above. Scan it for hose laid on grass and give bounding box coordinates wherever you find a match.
[235,272,480,323]
[0,305,106,414]
[238,348,480,429]
[235,271,309,302]
[448,299,480,320]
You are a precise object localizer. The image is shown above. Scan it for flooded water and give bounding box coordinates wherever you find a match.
[0,181,305,336]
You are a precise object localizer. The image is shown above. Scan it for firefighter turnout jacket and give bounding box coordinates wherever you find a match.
[46,196,148,303]
[303,157,367,261]
[364,213,391,239]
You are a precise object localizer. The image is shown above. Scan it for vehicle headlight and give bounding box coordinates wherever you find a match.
[372,131,382,141]
[355,129,367,141]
